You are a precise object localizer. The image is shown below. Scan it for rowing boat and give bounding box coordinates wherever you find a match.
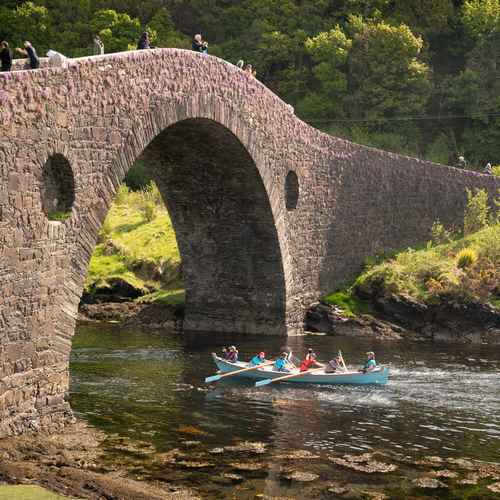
[211,354,389,385]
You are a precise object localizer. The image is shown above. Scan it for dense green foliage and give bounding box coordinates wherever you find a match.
[2,1,499,167]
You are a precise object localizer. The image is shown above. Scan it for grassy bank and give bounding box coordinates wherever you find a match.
[325,190,500,313]
[85,183,184,306]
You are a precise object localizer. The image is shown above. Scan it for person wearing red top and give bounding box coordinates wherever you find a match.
[299,349,324,372]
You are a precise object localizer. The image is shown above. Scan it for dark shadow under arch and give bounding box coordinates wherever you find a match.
[138,118,287,335]
[40,153,75,219]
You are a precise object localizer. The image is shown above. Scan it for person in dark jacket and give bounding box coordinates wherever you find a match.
[0,41,12,72]
[15,41,39,69]
[137,32,151,50]
[192,34,208,55]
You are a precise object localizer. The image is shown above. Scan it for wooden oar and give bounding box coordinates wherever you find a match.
[205,360,275,383]
[338,350,348,372]
[255,367,324,387]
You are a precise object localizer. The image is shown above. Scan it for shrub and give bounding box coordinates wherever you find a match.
[115,184,130,206]
[124,160,153,190]
[98,218,113,244]
[142,181,163,207]
[464,188,489,235]
[456,248,477,269]
[141,200,156,222]
[430,220,453,246]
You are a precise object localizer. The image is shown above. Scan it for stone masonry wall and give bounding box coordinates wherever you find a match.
[0,49,499,436]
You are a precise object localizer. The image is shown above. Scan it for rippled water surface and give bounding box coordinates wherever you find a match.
[70,324,500,496]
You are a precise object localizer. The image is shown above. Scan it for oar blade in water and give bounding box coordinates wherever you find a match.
[255,378,273,387]
[204,374,222,383]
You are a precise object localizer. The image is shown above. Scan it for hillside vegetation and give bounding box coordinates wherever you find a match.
[325,189,500,312]
[85,183,184,306]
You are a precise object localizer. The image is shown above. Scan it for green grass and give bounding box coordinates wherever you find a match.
[322,291,373,317]
[0,485,76,500]
[138,289,185,306]
[48,210,71,221]
[85,183,183,305]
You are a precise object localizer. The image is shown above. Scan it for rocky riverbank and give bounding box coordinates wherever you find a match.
[305,296,500,344]
[78,292,500,344]
[0,422,197,500]
[79,300,183,330]
[1,419,499,499]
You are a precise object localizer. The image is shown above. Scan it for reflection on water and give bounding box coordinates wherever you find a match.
[70,324,500,494]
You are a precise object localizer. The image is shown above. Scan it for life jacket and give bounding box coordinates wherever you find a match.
[299,358,316,372]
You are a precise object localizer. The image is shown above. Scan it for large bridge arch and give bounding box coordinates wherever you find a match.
[67,116,290,338]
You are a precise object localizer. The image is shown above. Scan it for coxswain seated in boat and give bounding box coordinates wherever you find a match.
[222,345,239,363]
[359,351,377,373]
[249,352,267,366]
[299,348,325,372]
[274,352,294,372]
[324,354,342,373]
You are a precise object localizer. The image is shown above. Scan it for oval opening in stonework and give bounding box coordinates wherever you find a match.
[40,154,75,222]
[285,170,299,211]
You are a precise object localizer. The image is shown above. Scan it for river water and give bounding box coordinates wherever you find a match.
[70,324,500,497]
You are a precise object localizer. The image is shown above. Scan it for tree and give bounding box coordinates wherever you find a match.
[444,0,500,165]
[146,7,189,49]
[301,26,351,117]
[392,0,455,35]
[90,9,141,53]
[347,20,431,119]
[302,18,431,122]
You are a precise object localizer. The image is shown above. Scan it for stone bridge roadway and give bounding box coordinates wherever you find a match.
[0,49,498,435]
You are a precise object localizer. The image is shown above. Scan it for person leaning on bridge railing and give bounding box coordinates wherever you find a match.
[0,41,12,72]
[15,41,39,70]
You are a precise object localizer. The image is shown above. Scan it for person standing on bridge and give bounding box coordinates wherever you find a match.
[483,162,493,175]
[137,32,152,50]
[0,41,12,72]
[93,35,104,55]
[192,34,208,55]
[15,41,39,69]
[455,155,467,170]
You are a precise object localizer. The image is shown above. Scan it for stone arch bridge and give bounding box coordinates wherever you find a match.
[0,50,498,435]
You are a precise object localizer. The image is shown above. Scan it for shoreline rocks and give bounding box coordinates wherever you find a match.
[305,296,500,344]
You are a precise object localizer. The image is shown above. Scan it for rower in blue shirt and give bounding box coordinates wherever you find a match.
[274,352,291,372]
[249,352,266,366]
[360,351,377,373]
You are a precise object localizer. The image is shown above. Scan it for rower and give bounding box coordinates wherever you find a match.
[274,352,292,372]
[249,351,266,366]
[299,349,324,372]
[324,354,342,373]
[226,345,239,363]
[360,351,377,373]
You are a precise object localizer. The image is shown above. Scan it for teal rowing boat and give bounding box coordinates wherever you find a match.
[212,354,389,385]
